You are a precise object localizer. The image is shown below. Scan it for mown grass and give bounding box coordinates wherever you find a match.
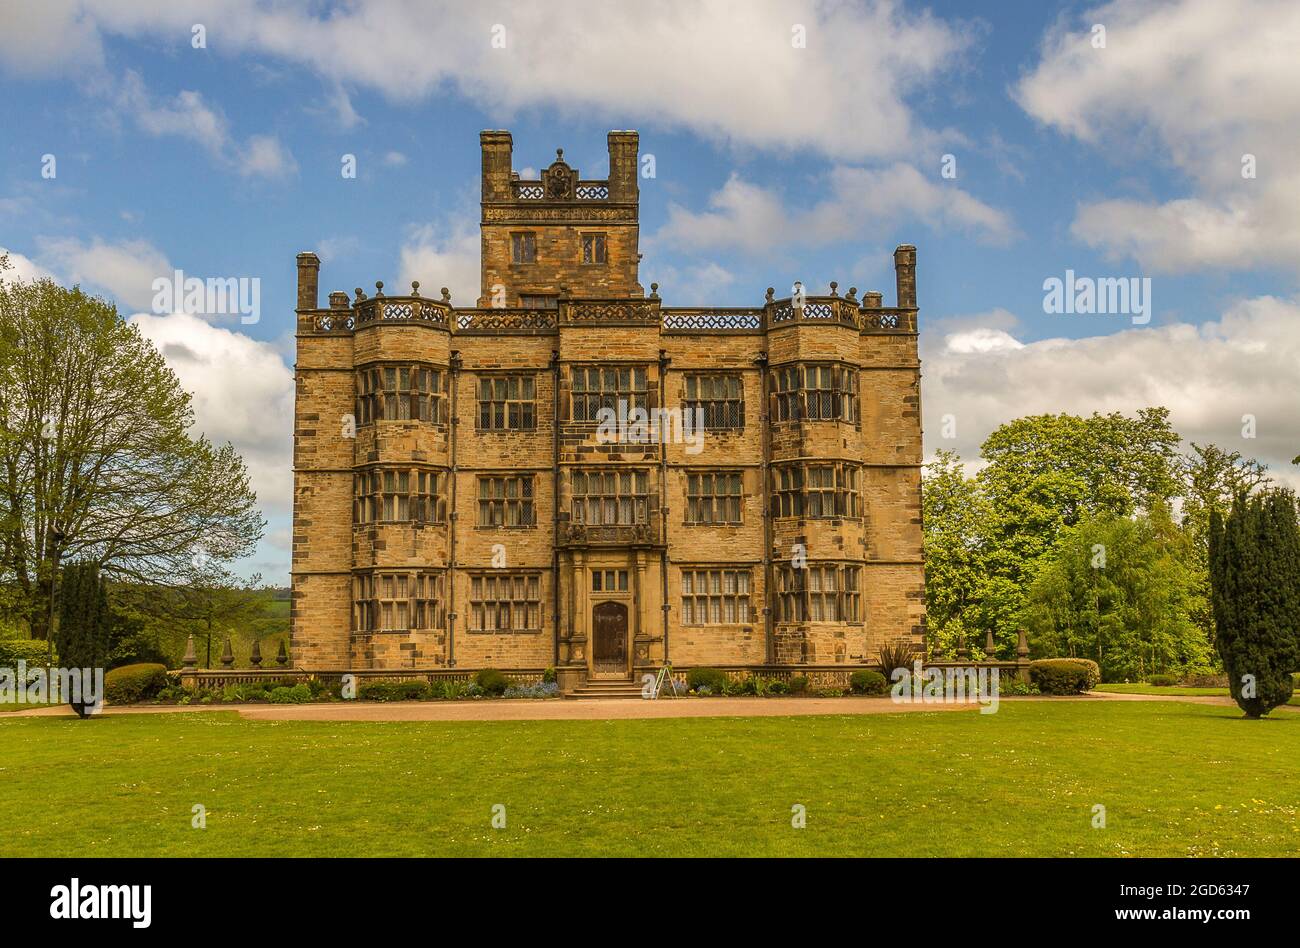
[1095,683,1300,704]
[2,701,1297,857]
[0,699,54,713]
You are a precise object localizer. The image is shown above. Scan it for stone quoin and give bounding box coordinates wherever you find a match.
[290,130,925,691]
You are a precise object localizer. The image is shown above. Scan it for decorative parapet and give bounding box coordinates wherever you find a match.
[661,308,764,333]
[456,308,559,334]
[560,297,661,326]
[354,295,450,329]
[299,294,915,337]
[302,309,354,332]
[860,308,917,334]
[766,296,862,331]
[510,179,609,201]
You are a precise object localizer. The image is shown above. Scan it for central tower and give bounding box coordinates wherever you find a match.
[477,130,643,307]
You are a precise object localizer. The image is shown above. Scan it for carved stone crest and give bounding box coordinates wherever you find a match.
[544,148,575,200]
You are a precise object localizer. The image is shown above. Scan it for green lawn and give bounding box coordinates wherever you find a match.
[0,699,55,713]
[2,701,1298,857]
[1095,683,1230,697]
[1095,683,1300,704]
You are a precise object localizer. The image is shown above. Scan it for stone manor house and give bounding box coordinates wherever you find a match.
[290,130,925,691]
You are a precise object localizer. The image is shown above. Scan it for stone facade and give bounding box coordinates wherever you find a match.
[291,129,925,685]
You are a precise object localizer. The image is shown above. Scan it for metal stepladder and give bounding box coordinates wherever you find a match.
[650,661,678,699]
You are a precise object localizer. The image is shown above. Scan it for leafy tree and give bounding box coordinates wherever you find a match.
[921,451,989,653]
[114,560,267,667]
[1180,443,1270,552]
[173,561,267,667]
[1022,508,1208,681]
[53,560,110,717]
[1209,490,1300,718]
[975,409,1182,640]
[0,260,264,638]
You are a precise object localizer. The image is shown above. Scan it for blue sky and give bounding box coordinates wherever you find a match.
[2,0,1298,584]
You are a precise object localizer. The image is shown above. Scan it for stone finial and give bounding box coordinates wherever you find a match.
[276,640,289,666]
[984,630,996,660]
[765,287,775,303]
[250,638,263,667]
[440,287,451,303]
[1016,628,1030,658]
[829,281,839,296]
[956,633,970,660]
[220,636,234,667]
[411,281,421,297]
[556,148,564,161]
[375,281,384,297]
[182,634,197,669]
[354,287,366,302]
[649,282,659,299]
[847,286,858,301]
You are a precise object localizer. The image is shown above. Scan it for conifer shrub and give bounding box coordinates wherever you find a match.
[1209,490,1300,717]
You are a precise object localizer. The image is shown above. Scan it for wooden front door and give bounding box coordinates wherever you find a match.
[592,601,628,677]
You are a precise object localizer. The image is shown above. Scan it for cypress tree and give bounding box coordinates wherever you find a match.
[52,561,111,718]
[1209,490,1300,717]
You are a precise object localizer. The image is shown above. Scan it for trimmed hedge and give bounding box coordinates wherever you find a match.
[787,675,809,695]
[1183,666,1228,688]
[686,667,728,693]
[358,681,432,702]
[849,669,888,695]
[104,663,169,704]
[1147,673,1180,687]
[1028,658,1101,695]
[474,668,510,696]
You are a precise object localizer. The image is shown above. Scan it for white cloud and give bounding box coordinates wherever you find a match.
[111,69,295,179]
[398,221,481,306]
[34,235,170,311]
[238,134,297,179]
[653,163,1015,256]
[317,236,361,262]
[1016,0,1300,274]
[643,260,737,305]
[327,83,365,130]
[942,327,1024,355]
[383,151,408,167]
[129,312,294,516]
[117,69,228,153]
[922,296,1300,488]
[5,0,973,161]
[0,0,103,77]
[0,247,57,283]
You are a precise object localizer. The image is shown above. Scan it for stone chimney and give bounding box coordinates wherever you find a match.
[607,130,639,203]
[893,244,916,309]
[296,251,320,311]
[480,130,514,202]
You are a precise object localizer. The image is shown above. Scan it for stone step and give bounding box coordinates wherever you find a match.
[565,680,646,699]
